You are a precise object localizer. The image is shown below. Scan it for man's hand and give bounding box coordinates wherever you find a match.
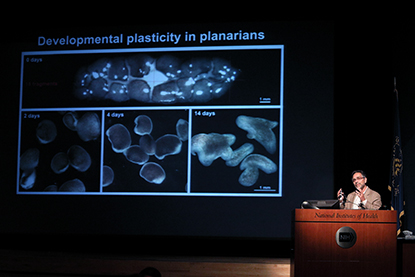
[337,188,344,201]
[356,188,366,201]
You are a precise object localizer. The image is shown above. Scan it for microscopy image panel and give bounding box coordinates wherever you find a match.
[18,111,102,192]
[103,109,188,192]
[21,48,281,108]
[74,54,239,104]
[190,108,280,194]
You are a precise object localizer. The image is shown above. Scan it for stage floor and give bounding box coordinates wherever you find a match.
[0,249,290,276]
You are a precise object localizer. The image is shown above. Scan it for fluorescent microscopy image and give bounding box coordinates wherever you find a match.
[20,148,40,172]
[102,165,114,187]
[18,111,101,192]
[19,46,284,196]
[20,169,36,190]
[191,133,236,166]
[139,162,166,184]
[134,115,153,135]
[139,134,156,155]
[62,111,101,142]
[67,145,91,172]
[225,143,254,167]
[19,148,40,190]
[59,178,86,192]
[103,110,188,192]
[76,112,101,142]
[190,110,280,192]
[106,123,132,153]
[123,145,149,165]
[36,120,57,144]
[236,115,278,154]
[51,152,70,174]
[239,154,277,187]
[62,112,78,131]
[155,134,182,160]
[176,119,189,141]
[74,54,239,104]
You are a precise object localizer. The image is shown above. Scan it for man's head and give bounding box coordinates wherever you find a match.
[351,170,367,190]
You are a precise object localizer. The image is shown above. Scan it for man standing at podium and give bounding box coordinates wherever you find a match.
[337,170,382,210]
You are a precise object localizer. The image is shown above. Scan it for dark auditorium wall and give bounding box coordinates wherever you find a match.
[335,20,414,233]
[392,21,415,232]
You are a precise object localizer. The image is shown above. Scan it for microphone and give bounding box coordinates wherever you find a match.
[337,189,345,201]
[344,199,365,209]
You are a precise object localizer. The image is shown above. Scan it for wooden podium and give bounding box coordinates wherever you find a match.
[291,209,397,277]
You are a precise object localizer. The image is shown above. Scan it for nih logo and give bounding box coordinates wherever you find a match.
[336,227,357,248]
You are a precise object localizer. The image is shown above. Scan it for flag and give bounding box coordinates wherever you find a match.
[389,81,404,236]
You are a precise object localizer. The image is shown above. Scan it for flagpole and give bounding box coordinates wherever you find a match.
[390,76,404,236]
[394,77,398,100]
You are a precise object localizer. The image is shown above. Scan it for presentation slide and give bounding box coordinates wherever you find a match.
[19,46,283,196]
[1,21,333,245]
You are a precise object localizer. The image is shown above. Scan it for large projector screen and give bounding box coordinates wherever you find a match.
[19,45,283,196]
[2,21,333,243]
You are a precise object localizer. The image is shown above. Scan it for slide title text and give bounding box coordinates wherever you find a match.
[37,30,265,47]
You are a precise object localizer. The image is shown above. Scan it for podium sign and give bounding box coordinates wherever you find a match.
[291,209,397,277]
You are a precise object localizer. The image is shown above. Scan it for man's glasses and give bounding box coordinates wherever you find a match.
[351,176,365,182]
